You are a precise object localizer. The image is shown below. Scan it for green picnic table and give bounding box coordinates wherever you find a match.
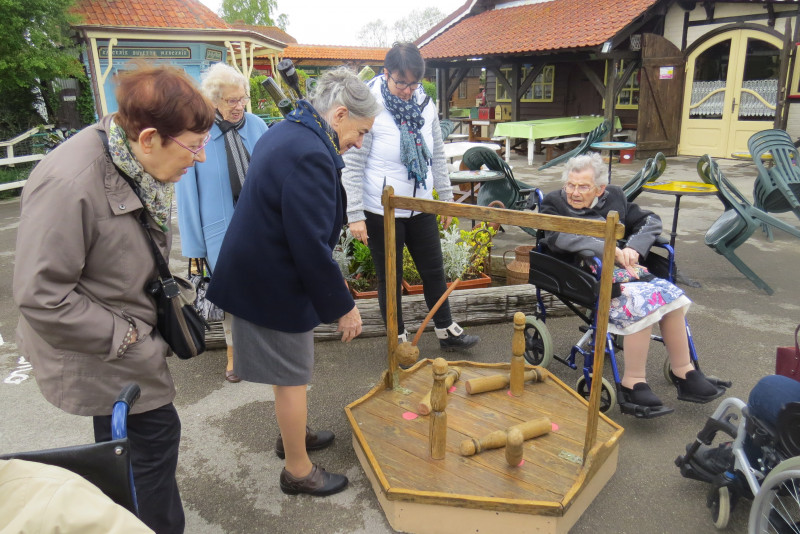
[493,115,622,165]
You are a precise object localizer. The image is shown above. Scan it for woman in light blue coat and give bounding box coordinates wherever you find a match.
[176,62,268,382]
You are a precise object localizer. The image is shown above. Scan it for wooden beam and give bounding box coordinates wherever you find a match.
[517,64,544,101]
[446,67,470,102]
[775,18,793,129]
[577,61,606,98]
[603,59,618,141]
[613,59,640,99]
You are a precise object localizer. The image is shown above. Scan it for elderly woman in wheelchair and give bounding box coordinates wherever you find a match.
[537,153,726,416]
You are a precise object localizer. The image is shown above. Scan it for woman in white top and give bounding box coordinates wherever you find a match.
[342,42,479,352]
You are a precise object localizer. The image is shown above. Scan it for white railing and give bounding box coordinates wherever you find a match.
[0,125,52,192]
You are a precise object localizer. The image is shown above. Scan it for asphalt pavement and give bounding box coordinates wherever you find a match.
[1,152,799,534]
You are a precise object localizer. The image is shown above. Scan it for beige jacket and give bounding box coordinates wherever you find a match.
[0,459,154,533]
[13,116,175,416]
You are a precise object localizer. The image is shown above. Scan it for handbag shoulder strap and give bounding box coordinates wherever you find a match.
[795,324,800,352]
[96,130,180,299]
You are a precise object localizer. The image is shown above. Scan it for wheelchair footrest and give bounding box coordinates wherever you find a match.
[619,401,674,419]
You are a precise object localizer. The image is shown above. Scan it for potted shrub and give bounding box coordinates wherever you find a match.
[334,228,379,299]
[402,217,496,295]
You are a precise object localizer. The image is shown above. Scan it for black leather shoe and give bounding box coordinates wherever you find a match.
[439,332,480,351]
[275,426,335,459]
[279,464,348,496]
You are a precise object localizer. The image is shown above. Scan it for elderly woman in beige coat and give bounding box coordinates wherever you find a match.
[13,63,215,534]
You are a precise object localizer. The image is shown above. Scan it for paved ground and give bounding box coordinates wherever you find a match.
[1,151,799,533]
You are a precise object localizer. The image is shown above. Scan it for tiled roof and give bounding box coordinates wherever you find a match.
[420,0,658,59]
[282,44,389,62]
[73,0,230,30]
[229,23,297,44]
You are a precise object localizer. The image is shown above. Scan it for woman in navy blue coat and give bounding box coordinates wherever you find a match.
[208,68,380,497]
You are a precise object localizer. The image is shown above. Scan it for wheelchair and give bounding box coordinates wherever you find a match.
[0,383,141,515]
[675,396,800,531]
[522,190,730,419]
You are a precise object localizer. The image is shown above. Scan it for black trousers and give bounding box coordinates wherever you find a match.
[94,403,185,534]
[365,211,452,332]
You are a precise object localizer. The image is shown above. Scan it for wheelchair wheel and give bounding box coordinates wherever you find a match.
[709,485,731,530]
[523,315,553,368]
[748,456,800,533]
[575,375,616,413]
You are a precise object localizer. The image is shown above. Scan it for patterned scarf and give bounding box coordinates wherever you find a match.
[286,100,344,171]
[215,110,250,205]
[108,119,173,231]
[380,78,431,189]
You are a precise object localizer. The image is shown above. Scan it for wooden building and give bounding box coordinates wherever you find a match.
[71,0,287,117]
[418,0,799,159]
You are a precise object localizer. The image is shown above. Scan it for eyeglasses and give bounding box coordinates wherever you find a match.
[563,183,595,193]
[222,96,250,107]
[387,72,420,91]
[168,134,211,157]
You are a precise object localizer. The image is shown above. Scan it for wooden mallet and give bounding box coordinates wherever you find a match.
[459,417,552,457]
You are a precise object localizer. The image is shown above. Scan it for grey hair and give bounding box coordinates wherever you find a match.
[200,63,248,103]
[561,152,609,186]
[309,67,382,121]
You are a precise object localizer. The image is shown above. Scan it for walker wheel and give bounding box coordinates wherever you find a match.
[575,375,616,413]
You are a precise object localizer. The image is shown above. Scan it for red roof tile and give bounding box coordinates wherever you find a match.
[73,0,230,30]
[282,44,389,62]
[229,23,297,44]
[420,0,657,59]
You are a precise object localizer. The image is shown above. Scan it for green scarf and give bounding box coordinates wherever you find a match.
[108,119,173,231]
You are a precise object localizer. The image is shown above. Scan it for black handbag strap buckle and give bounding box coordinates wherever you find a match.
[161,277,180,299]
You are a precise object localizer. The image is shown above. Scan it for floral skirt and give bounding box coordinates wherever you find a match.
[607,278,691,336]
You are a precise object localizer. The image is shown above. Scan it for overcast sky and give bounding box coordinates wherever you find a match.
[199,0,466,46]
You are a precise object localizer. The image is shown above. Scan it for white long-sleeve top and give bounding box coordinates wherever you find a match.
[341,75,453,220]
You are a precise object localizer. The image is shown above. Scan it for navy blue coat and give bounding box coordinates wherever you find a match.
[207,119,354,332]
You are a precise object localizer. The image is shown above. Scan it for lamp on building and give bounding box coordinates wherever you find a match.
[601,41,612,54]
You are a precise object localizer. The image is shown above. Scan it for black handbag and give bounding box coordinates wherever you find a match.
[97,129,206,359]
[137,211,208,360]
[189,258,225,323]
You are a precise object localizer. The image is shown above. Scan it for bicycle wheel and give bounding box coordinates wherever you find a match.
[523,315,553,368]
[749,456,800,533]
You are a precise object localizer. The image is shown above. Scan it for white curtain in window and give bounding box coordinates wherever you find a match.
[739,79,777,117]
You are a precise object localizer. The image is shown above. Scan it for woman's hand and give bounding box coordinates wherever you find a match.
[349,220,368,245]
[337,305,362,342]
[440,215,452,230]
[615,246,640,276]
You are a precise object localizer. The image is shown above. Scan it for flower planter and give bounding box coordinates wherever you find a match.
[401,273,491,295]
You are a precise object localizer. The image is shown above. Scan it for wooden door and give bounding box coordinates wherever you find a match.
[636,34,685,157]
[679,29,783,158]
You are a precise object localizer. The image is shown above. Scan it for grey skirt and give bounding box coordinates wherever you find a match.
[231,315,314,386]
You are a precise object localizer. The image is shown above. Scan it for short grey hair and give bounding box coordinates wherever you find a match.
[561,152,609,186]
[200,63,248,103]
[309,67,381,122]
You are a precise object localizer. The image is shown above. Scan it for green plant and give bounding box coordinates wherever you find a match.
[403,218,497,284]
[402,246,421,285]
[334,227,377,292]
[422,80,437,102]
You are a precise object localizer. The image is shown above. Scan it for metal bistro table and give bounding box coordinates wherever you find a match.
[448,169,504,226]
[590,141,636,182]
[642,180,718,287]
[493,115,621,165]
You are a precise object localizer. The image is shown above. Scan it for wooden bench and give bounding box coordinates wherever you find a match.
[541,136,585,163]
